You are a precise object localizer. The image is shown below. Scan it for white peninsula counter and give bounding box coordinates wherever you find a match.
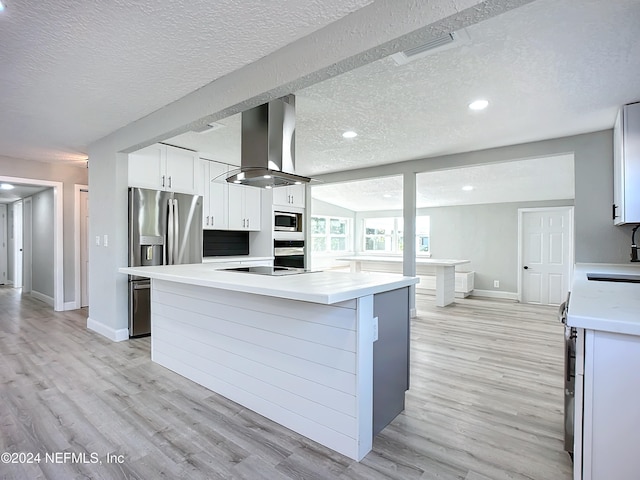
[119,263,418,461]
[567,263,640,480]
[338,256,470,307]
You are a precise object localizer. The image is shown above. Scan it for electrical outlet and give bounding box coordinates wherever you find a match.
[95,235,100,246]
[103,234,109,247]
[372,316,379,342]
[494,280,500,288]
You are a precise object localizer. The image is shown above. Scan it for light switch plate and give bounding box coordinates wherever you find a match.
[103,234,108,247]
[95,235,100,246]
[372,316,379,342]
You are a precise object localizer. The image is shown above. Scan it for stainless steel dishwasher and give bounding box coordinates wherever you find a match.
[559,293,575,459]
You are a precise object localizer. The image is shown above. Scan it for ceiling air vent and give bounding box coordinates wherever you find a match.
[191,122,225,134]
[391,29,470,65]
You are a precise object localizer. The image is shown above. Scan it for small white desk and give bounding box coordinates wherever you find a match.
[338,256,470,307]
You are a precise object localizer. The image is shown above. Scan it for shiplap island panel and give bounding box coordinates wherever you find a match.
[119,264,418,460]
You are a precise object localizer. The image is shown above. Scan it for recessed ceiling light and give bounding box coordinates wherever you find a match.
[468,99,489,111]
[383,194,392,198]
[263,175,272,179]
[233,180,241,184]
[462,185,474,191]
[342,130,358,139]
[294,181,302,185]
[265,185,272,189]
[0,183,14,190]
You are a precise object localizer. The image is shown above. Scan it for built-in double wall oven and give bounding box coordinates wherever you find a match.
[274,239,305,269]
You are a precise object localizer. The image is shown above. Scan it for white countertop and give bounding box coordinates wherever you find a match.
[337,255,470,267]
[568,263,640,335]
[120,263,419,305]
[202,256,273,264]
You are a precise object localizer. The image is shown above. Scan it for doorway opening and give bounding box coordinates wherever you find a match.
[75,185,89,309]
[0,176,64,311]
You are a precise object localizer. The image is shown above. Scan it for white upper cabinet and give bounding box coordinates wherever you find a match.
[613,102,640,225]
[128,144,198,194]
[228,184,261,231]
[272,184,305,208]
[205,160,229,230]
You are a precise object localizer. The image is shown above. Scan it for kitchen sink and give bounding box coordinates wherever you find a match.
[587,273,640,283]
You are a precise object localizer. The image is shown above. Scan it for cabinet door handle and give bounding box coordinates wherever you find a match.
[168,176,172,188]
[612,203,619,219]
[206,216,209,226]
[162,175,166,188]
[246,218,249,228]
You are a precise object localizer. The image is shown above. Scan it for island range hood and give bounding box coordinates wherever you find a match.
[226,94,311,188]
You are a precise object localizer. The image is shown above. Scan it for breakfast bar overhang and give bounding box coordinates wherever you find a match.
[119,263,419,461]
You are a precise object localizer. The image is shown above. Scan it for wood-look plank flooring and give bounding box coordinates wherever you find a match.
[0,287,573,479]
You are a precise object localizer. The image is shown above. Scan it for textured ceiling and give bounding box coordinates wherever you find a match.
[167,0,640,177]
[0,0,372,163]
[310,154,575,212]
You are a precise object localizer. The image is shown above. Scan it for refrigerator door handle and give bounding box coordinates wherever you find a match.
[173,198,180,264]
[167,198,174,264]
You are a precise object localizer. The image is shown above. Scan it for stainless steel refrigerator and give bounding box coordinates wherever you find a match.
[128,187,202,337]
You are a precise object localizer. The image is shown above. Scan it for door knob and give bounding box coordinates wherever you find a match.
[524,266,529,269]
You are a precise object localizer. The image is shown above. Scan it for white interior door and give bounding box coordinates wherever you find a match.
[0,204,6,285]
[13,201,23,288]
[520,207,573,305]
[80,189,89,307]
[23,197,32,293]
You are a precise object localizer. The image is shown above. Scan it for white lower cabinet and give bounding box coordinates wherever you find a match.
[228,184,261,231]
[577,329,640,479]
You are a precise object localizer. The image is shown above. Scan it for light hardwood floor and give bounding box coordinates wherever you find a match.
[0,287,573,479]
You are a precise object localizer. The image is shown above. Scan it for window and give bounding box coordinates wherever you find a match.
[363,216,430,255]
[311,216,351,253]
[416,216,430,254]
[364,218,395,252]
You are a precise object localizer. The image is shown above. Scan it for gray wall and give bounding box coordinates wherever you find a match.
[0,155,88,302]
[315,130,636,266]
[420,200,572,292]
[31,189,55,297]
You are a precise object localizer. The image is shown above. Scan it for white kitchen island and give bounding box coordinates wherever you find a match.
[338,256,470,307]
[567,263,640,480]
[119,263,418,461]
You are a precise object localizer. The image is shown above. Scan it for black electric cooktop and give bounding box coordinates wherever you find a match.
[221,266,311,276]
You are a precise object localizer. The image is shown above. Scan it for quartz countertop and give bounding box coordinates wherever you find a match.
[568,263,640,335]
[337,255,470,266]
[120,263,419,305]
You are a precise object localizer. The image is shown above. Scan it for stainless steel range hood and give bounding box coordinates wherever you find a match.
[226,94,311,188]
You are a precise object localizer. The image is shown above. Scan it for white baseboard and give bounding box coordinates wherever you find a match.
[31,290,55,306]
[87,317,129,342]
[471,289,518,300]
[63,301,79,311]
